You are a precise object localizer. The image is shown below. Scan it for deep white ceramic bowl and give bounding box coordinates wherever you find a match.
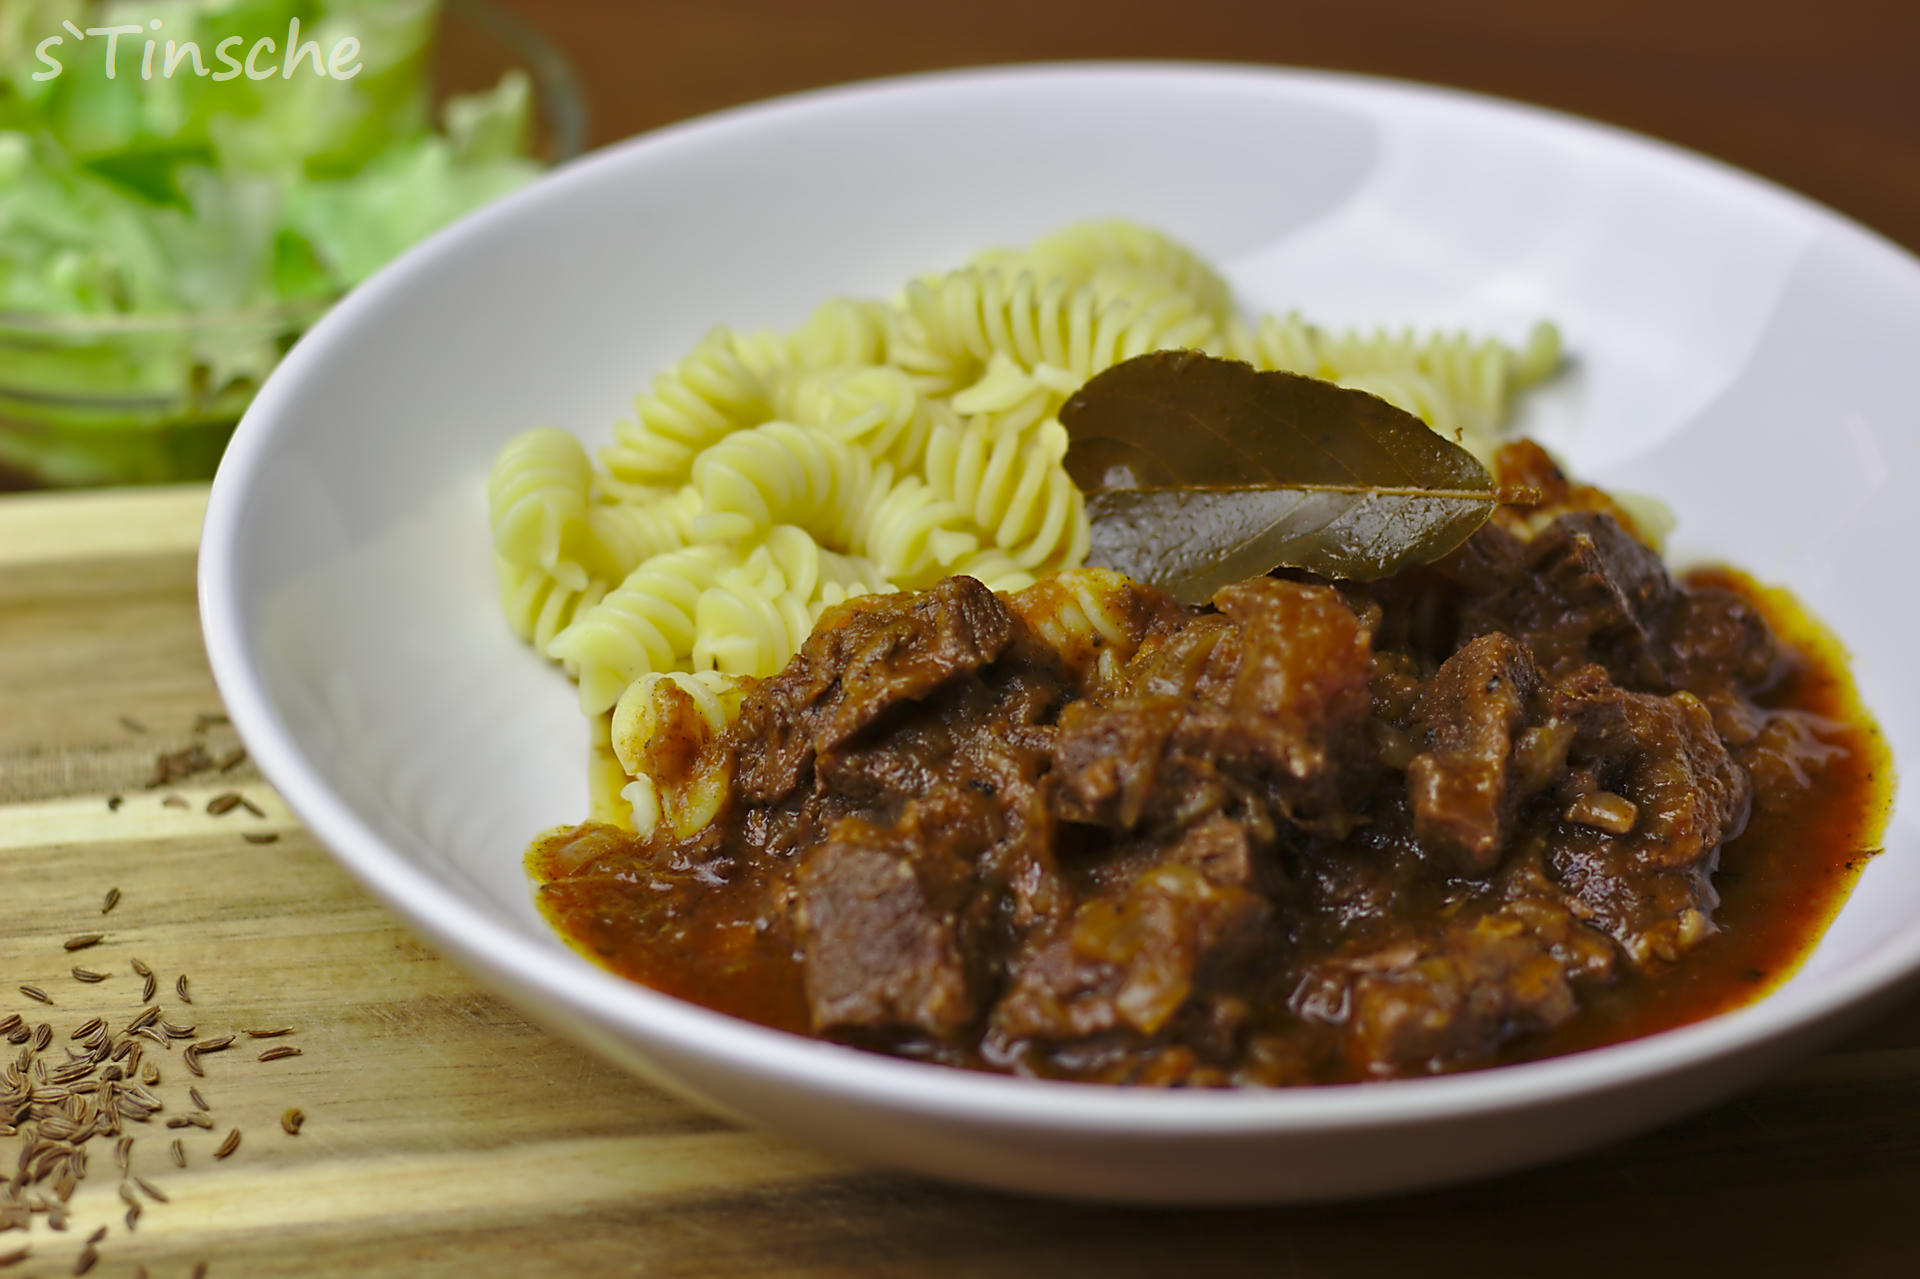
[200,63,1919,1203]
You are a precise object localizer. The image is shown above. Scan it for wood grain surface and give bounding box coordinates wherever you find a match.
[2,485,1919,1278]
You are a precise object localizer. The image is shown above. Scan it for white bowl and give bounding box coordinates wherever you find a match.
[199,63,1919,1203]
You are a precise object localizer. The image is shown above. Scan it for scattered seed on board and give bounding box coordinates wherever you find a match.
[244,1027,295,1039]
[134,1176,169,1204]
[142,1061,161,1087]
[258,1047,302,1063]
[237,796,266,818]
[64,934,104,952]
[141,973,157,1001]
[170,1139,186,1167]
[161,795,187,809]
[206,793,242,816]
[71,967,106,984]
[242,833,280,845]
[197,1035,235,1053]
[0,1245,29,1268]
[175,975,192,1004]
[146,743,213,789]
[189,1086,209,1111]
[71,1018,104,1041]
[101,888,121,915]
[106,795,123,812]
[213,1128,241,1159]
[281,1108,305,1135]
[85,1227,106,1247]
[131,958,152,978]
[217,747,247,773]
[19,986,52,1006]
[75,1243,99,1274]
[33,1023,52,1050]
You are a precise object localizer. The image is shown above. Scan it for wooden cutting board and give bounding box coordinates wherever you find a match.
[3,484,1916,1278]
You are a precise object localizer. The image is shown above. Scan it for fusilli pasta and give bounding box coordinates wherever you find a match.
[488,218,1567,836]
[488,427,595,589]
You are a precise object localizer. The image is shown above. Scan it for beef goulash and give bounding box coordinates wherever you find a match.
[530,443,1888,1086]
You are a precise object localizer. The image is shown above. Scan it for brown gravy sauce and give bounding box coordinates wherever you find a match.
[529,567,1893,1082]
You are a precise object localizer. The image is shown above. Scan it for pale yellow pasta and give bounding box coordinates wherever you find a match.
[493,556,607,669]
[1015,219,1237,324]
[920,414,1090,572]
[727,523,889,601]
[789,296,893,368]
[546,544,729,714]
[773,363,954,471]
[602,327,775,484]
[693,561,890,677]
[578,485,702,581]
[889,268,1217,394]
[943,546,1038,594]
[843,470,979,587]
[491,218,1568,833]
[948,353,1081,441]
[488,427,594,588]
[690,419,878,547]
[1223,312,1562,452]
[610,670,749,839]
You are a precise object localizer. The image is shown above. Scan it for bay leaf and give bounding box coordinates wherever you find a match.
[1060,350,1501,602]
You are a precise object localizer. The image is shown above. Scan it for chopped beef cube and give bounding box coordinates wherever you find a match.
[794,815,979,1038]
[1404,632,1542,874]
[733,575,1014,803]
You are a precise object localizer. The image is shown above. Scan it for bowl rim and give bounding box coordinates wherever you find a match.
[201,59,1918,1137]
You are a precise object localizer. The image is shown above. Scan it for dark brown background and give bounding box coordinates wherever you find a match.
[496,0,1920,254]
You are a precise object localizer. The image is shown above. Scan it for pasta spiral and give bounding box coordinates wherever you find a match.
[602,327,775,485]
[692,558,890,678]
[890,268,1217,394]
[1018,220,1237,324]
[789,296,893,368]
[920,413,1090,572]
[546,545,729,714]
[488,427,594,589]
[578,485,702,581]
[948,353,1081,441]
[773,363,954,471]
[690,419,878,547]
[610,670,748,839]
[494,557,608,667]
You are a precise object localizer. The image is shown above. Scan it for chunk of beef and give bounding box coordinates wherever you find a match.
[1542,666,1752,964]
[1404,632,1542,874]
[1660,582,1786,695]
[1212,578,1376,816]
[1552,667,1751,870]
[1292,895,1615,1077]
[1052,580,1374,835]
[991,856,1268,1043]
[1506,513,1675,683]
[733,576,1014,804]
[793,808,982,1039]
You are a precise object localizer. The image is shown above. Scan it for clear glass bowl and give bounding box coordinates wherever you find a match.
[0,0,587,490]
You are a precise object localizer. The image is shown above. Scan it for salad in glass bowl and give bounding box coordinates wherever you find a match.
[0,0,585,487]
